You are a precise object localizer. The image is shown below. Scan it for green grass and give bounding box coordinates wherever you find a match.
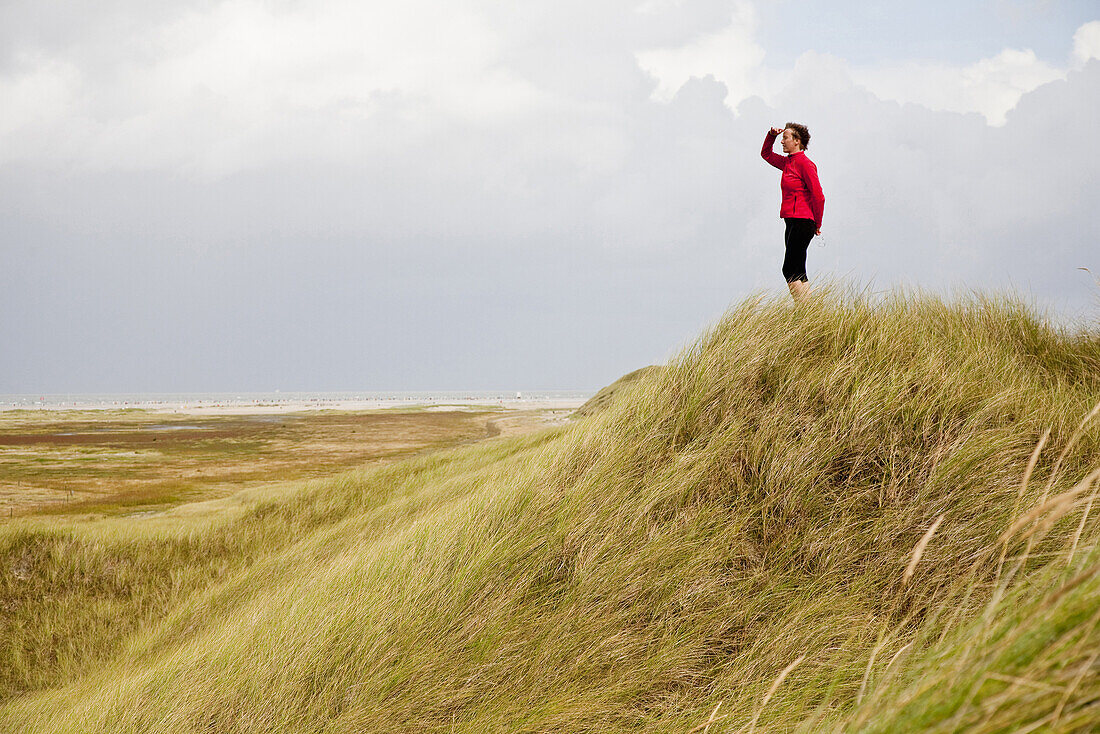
[2,287,1099,732]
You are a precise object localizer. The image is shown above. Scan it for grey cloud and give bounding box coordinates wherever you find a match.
[0,1,211,72]
[1,7,1097,392]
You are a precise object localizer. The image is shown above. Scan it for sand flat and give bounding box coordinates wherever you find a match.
[0,404,581,517]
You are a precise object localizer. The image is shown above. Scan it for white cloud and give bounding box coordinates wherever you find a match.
[1073,20,1100,65]
[634,1,765,107]
[848,47,1066,126]
[634,0,686,15]
[0,54,79,137]
[637,13,1095,127]
[0,0,554,174]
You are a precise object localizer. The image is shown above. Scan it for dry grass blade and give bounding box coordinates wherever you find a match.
[856,635,891,706]
[687,700,724,733]
[903,514,945,586]
[1017,403,1100,578]
[1066,468,1100,567]
[1041,563,1100,613]
[880,641,913,679]
[984,672,1064,694]
[1037,401,1100,507]
[1019,429,1051,510]
[996,428,1050,580]
[1014,712,1056,734]
[998,468,1100,546]
[744,654,806,734]
[1052,650,1100,725]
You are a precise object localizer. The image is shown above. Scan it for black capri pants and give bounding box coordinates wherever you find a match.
[782,217,816,283]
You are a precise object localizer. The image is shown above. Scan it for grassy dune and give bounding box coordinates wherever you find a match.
[2,289,1099,732]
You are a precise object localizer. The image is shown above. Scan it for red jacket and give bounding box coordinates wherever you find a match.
[761,131,824,229]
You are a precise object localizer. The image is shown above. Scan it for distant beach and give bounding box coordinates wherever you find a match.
[0,391,591,414]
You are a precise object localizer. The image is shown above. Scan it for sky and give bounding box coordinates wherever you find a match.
[1,0,1098,393]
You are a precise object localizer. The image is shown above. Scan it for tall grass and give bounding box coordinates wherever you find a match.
[2,288,1098,732]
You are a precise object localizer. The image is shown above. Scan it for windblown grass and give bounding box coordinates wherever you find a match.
[2,287,1098,732]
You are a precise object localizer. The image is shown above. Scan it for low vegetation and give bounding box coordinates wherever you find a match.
[2,288,1099,732]
[0,410,497,516]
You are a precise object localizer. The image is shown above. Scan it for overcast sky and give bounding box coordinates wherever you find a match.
[2,0,1098,393]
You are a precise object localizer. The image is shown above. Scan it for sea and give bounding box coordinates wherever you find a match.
[0,391,592,411]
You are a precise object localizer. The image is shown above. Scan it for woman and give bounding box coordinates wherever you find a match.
[761,123,824,301]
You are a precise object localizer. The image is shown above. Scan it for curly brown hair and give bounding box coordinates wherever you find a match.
[784,122,810,150]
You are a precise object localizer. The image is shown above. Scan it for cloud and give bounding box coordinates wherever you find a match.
[847,47,1066,126]
[634,1,764,106]
[0,54,78,137]
[637,14,1096,126]
[0,0,554,174]
[1074,20,1100,64]
[0,0,749,177]
[0,1,1097,391]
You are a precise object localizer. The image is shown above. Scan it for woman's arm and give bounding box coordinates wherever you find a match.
[799,158,825,230]
[761,130,785,170]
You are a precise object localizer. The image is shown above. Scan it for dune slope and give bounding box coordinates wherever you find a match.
[2,289,1099,733]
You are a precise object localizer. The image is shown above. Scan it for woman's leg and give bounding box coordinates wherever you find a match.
[788,279,810,300]
[782,218,815,301]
